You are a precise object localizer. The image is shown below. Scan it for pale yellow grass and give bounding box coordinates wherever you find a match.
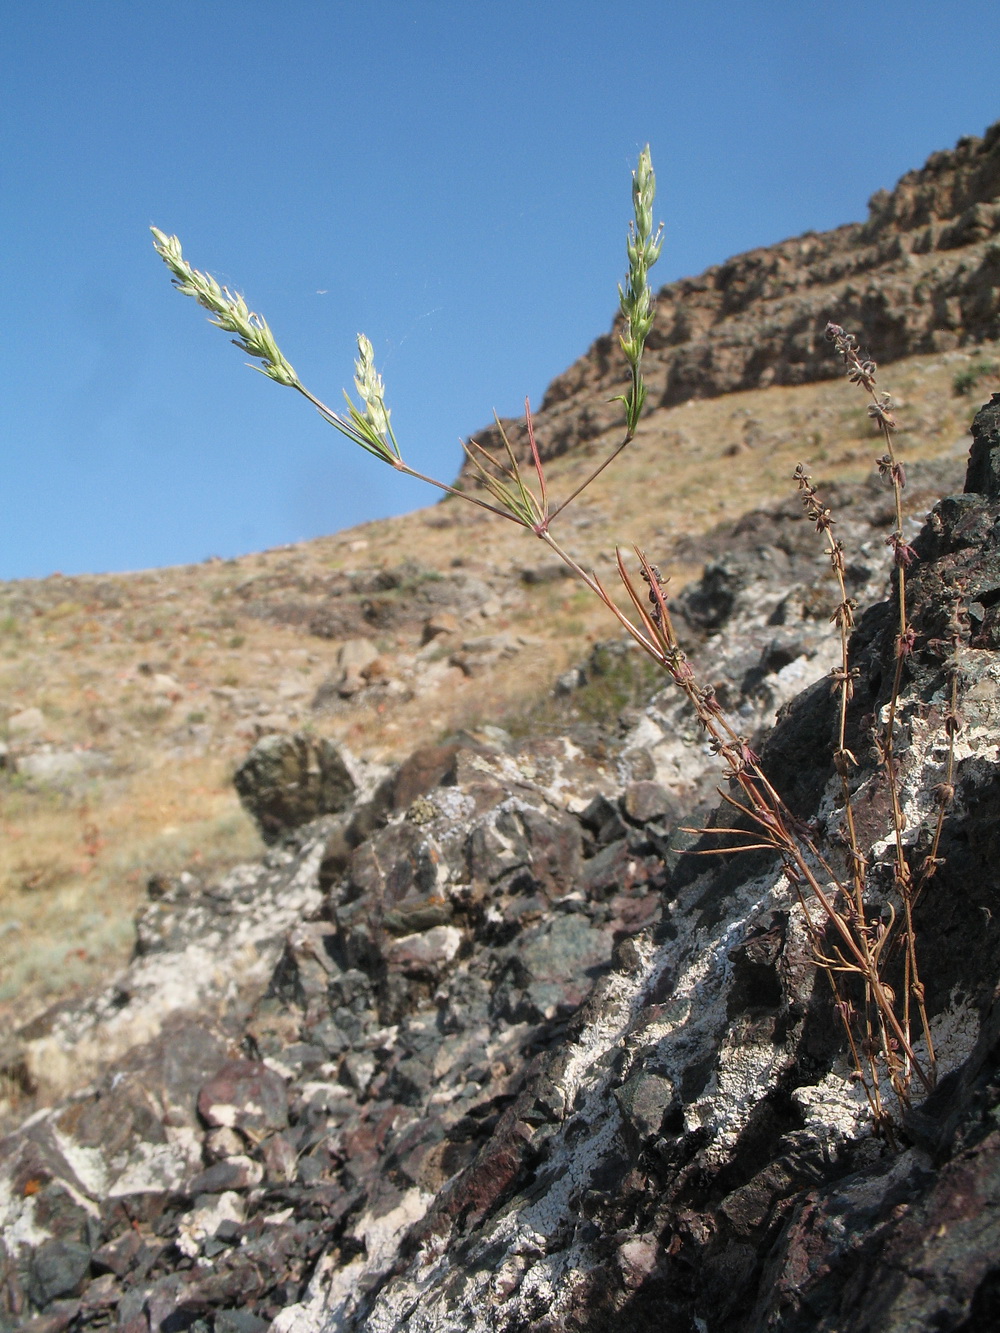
[0,756,261,1026]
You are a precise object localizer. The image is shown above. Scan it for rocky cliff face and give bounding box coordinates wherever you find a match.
[465,122,1000,470]
[2,391,998,1330]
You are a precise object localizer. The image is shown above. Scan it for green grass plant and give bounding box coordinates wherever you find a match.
[153,148,958,1136]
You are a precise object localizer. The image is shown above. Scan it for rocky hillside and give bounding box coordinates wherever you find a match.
[3,121,1000,1330]
[466,120,1000,468]
[1,396,998,1331]
[2,347,993,1028]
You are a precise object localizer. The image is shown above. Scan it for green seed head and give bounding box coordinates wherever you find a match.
[150,227,300,387]
[353,334,392,438]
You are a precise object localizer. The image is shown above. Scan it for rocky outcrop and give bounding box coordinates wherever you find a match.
[343,398,1000,1332]
[234,562,495,643]
[464,122,1000,471]
[3,403,999,1329]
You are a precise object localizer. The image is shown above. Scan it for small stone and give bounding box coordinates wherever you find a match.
[18,750,108,784]
[198,1060,289,1135]
[623,780,678,826]
[214,1311,271,1333]
[149,673,183,702]
[580,839,632,898]
[341,1051,377,1094]
[617,1235,661,1289]
[520,562,571,585]
[19,1299,82,1332]
[620,746,656,781]
[383,895,454,937]
[554,666,586,695]
[613,937,644,973]
[579,793,628,845]
[186,1155,263,1194]
[307,1017,349,1056]
[421,612,459,643]
[614,1070,678,1142]
[91,1228,142,1277]
[383,924,463,977]
[260,1132,299,1185]
[338,637,380,672]
[175,1191,245,1259]
[233,733,356,842]
[7,706,46,740]
[204,1127,246,1162]
[79,1272,120,1312]
[27,1237,92,1306]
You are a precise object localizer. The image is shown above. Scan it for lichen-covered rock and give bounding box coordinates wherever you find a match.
[964,391,1000,501]
[234,733,356,842]
[294,424,998,1333]
[3,407,1000,1331]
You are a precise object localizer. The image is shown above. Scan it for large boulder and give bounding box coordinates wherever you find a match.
[234,732,356,842]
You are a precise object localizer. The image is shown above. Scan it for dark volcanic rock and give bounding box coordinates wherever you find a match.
[234,732,356,842]
[197,1060,289,1135]
[965,391,1000,501]
[326,416,998,1332]
[5,429,999,1329]
[6,178,1000,1324]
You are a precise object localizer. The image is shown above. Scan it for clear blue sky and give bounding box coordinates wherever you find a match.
[3,2,997,580]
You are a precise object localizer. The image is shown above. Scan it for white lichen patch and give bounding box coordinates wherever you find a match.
[26,839,327,1104]
[176,1189,245,1259]
[273,1187,434,1333]
[107,1127,202,1197]
[49,1126,109,1199]
[917,988,981,1077]
[793,1066,874,1144]
[0,1187,50,1251]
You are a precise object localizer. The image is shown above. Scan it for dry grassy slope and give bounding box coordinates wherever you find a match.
[1,343,997,1028]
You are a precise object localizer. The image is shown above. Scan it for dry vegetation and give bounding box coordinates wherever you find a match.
[1,342,996,1026]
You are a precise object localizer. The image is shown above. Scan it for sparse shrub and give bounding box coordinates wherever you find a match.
[129,702,172,726]
[953,358,999,396]
[152,150,956,1136]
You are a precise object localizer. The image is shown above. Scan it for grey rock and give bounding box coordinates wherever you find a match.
[614,1070,679,1142]
[6,363,1000,1332]
[6,706,46,740]
[214,1311,270,1333]
[27,1238,91,1307]
[16,748,110,786]
[622,778,679,825]
[186,1155,263,1194]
